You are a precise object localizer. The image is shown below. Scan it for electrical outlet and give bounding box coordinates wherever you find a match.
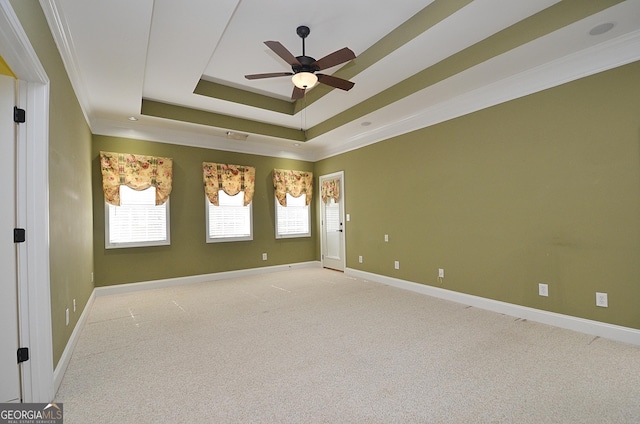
[65,308,69,326]
[384,234,389,242]
[538,283,548,297]
[262,253,267,261]
[73,298,76,312]
[394,261,400,270]
[358,255,363,263]
[91,272,94,283]
[596,292,608,307]
[438,268,445,278]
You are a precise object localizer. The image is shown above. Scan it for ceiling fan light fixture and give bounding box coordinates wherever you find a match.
[291,72,318,89]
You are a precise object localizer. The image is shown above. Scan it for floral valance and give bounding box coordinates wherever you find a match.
[321,179,340,204]
[203,162,256,206]
[100,151,173,206]
[273,169,313,206]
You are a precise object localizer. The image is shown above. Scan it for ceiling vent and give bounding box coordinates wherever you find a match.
[226,131,248,141]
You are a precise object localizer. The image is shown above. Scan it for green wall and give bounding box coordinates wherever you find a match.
[316,61,640,330]
[92,136,316,286]
[10,0,95,367]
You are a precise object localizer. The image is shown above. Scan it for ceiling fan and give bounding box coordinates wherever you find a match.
[244,25,356,100]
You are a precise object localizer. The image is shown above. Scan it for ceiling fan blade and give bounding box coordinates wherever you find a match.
[264,41,302,67]
[291,86,305,100]
[244,72,293,80]
[317,74,355,91]
[312,47,356,71]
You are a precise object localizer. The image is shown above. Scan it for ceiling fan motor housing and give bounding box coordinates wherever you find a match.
[293,55,319,74]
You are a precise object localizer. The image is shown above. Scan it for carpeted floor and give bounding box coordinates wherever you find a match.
[55,268,640,423]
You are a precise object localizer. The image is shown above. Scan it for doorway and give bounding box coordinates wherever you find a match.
[320,171,345,271]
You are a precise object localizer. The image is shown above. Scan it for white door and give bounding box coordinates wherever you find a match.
[0,74,21,403]
[320,172,345,271]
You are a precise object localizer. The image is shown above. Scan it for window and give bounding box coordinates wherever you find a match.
[105,185,170,248]
[206,190,252,242]
[275,193,310,238]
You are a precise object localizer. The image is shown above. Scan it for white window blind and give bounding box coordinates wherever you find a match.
[275,193,310,238]
[206,191,252,243]
[105,186,170,248]
[325,198,340,232]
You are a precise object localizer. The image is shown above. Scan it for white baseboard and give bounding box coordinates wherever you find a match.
[53,290,96,395]
[345,268,640,347]
[95,261,321,297]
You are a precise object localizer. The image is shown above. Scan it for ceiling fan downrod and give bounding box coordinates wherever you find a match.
[296,25,310,57]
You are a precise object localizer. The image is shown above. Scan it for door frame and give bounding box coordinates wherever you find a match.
[319,171,346,271]
[0,1,54,402]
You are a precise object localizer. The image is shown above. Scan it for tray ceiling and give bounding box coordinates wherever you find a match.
[41,0,640,160]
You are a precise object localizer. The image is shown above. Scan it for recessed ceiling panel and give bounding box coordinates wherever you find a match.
[143,0,240,103]
[57,0,154,116]
[204,0,431,99]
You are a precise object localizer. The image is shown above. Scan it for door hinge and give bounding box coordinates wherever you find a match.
[14,106,26,123]
[17,347,29,363]
[14,228,26,243]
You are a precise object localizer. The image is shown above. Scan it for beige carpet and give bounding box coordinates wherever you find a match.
[55,268,640,423]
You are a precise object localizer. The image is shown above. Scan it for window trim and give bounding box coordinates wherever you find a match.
[205,192,253,243]
[274,193,311,239]
[104,188,171,249]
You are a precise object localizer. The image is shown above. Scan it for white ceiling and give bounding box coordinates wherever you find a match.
[41,0,640,161]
